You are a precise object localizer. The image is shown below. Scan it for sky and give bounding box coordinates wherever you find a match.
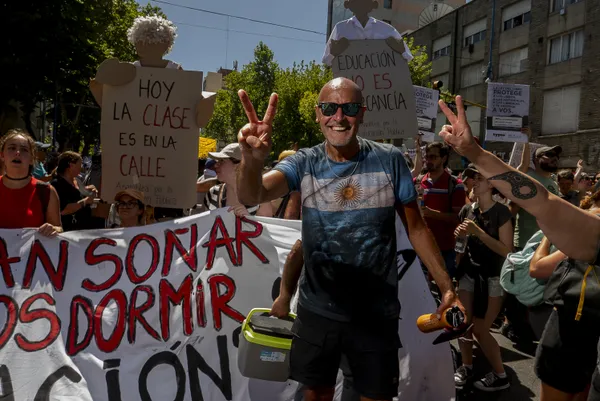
[138,0,329,74]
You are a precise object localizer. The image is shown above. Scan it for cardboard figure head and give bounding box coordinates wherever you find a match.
[127,15,177,61]
[344,0,379,17]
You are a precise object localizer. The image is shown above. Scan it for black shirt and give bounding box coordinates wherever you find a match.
[560,190,580,207]
[458,202,512,278]
[51,176,93,231]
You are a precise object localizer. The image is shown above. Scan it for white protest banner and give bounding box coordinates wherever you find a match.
[0,212,453,401]
[414,86,439,143]
[100,67,203,209]
[508,142,545,170]
[486,82,530,143]
[332,40,418,140]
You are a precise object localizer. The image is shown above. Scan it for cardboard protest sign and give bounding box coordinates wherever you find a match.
[332,40,418,140]
[100,67,203,209]
[508,142,545,170]
[414,86,439,143]
[0,211,454,401]
[486,83,530,143]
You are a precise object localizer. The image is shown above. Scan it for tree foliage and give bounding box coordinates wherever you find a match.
[0,0,164,151]
[205,39,433,159]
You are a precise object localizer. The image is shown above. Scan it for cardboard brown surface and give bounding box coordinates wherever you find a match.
[100,67,203,209]
[196,92,217,128]
[332,39,418,140]
[204,72,223,92]
[95,58,137,86]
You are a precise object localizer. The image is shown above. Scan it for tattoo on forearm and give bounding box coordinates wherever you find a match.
[489,171,538,200]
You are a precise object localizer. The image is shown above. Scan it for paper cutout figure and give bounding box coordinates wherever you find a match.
[90,15,216,128]
[323,0,413,65]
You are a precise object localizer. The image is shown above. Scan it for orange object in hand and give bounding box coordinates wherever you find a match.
[417,306,465,333]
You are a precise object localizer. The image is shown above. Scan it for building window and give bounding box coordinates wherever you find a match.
[461,63,484,88]
[503,11,531,31]
[432,46,451,60]
[551,0,583,13]
[384,0,393,9]
[549,30,584,64]
[464,30,486,47]
[499,47,529,76]
[542,86,580,134]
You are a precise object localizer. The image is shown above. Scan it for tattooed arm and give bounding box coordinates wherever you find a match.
[438,96,600,262]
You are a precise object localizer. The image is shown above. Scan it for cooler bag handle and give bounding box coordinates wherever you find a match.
[241,308,297,333]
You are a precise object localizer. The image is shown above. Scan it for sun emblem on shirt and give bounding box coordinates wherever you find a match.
[334,178,363,208]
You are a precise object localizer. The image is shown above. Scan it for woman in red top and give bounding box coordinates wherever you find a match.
[0,129,62,236]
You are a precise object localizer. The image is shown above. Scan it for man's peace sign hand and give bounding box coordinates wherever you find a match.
[237,90,278,162]
[438,96,480,158]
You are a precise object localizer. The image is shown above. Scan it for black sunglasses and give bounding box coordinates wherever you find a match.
[317,102,362,117]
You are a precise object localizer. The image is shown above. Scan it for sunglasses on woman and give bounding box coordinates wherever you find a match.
[317,102,363,117]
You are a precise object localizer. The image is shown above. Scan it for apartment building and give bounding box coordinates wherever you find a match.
[409,0,600,168]
[327,0,467,37]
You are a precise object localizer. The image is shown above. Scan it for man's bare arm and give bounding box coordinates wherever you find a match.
[472,153,600,261]
[237,168,290,205]
[397,201,459,315]
[280,239,304,299]
[438,96,600,262]
[270,239,304,318]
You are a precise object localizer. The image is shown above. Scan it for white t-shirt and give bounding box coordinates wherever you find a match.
[322,16,413,66]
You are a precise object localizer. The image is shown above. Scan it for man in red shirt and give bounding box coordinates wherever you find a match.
[419,142,466,278]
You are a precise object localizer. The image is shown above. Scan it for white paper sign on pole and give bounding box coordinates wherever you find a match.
[508,142,546,170]
[485,82,530,143]
[332,40,419,140]
[100,67,203,209]
[413,86,439,143]
[0,212,454,401]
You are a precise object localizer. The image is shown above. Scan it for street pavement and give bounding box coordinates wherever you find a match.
[454,328,540,401]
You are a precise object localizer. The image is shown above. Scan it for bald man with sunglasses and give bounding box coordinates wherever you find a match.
[236,77,461,401]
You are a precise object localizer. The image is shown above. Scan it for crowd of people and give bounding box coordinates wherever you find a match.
[0,129,303,237]
[2,76,600,401]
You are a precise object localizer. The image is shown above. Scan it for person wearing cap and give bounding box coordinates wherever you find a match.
[512,144,561,251]
[453,164,513,391]
[112,189,147,228]
[203,143,272,217]
[32,141,53,182]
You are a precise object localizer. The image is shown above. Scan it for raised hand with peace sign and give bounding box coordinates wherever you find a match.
[237,90,279,162]
[438,95,482,160]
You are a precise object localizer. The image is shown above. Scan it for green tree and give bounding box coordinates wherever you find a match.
[0,0,165,152]
[205,42,279,145]
[405,37,433,87]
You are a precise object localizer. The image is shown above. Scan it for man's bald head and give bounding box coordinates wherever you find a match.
[318,77,363,103]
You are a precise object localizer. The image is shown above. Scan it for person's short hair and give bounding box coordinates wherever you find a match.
[127,15,177,53]
[557,169,575,181]
[426,142,450,167]
[56,151,82,175]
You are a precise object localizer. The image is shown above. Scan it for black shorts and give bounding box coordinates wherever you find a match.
[289,305,400,400]
[535,308,600,394]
